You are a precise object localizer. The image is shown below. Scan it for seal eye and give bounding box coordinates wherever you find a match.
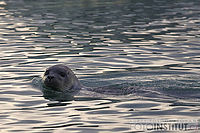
[59,72,66,77]
[44,70,49,76]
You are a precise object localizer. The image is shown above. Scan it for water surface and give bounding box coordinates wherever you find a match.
[0,0,200,132]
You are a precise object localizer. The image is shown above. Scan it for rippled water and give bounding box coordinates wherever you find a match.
[0,0,200,132]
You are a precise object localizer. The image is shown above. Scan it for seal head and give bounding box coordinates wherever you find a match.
[42,64,82,93]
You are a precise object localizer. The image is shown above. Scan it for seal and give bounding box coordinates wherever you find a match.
[42,64,82,94]
[42,64,136,99]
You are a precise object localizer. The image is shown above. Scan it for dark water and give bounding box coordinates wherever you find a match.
[0,0,200,132]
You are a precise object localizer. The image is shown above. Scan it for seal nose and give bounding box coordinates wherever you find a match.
[47,75,54,81]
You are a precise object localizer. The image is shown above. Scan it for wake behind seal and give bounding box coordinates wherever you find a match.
[42,64,82,94]
[40,64,191,101]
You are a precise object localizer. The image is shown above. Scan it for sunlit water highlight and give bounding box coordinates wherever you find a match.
[0,0,200,132]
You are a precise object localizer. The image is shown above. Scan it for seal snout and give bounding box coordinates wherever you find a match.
[47,75,55,81]
[44,74,58,84]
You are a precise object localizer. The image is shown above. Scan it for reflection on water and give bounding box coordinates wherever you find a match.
[0,0,200,132]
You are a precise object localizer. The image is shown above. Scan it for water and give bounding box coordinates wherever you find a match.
[0,0,200,132]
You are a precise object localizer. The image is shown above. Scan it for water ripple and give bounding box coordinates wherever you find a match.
[0,0,200,132]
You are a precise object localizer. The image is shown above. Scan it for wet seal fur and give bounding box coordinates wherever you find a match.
[42,64,82,94]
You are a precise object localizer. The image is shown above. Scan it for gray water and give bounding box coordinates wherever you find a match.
[0,0,200,132]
